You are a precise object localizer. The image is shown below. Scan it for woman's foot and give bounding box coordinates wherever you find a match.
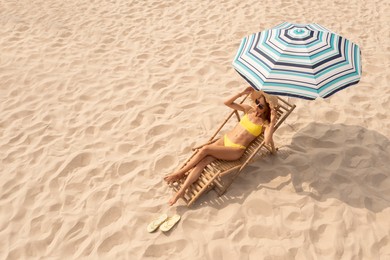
[164,172,185,184]
[169,191,184,206]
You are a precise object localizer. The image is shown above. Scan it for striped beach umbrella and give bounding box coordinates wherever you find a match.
[232,22,362,100]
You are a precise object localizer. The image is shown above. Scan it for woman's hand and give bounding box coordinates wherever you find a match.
[241,86,254,96]
[224,86,254,112]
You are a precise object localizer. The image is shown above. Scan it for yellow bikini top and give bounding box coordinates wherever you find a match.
[239,114,263,137]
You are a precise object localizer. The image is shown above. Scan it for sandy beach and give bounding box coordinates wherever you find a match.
[1,0,389,259]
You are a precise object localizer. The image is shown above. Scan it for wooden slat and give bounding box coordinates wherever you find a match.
[213,179,225,190]
[277,103,288,111]
[192,182,202,193]
[202,170,213,180]
[198,175,208,185]
[187,187,197,198]
[215,162,229,171]
[187,171,221,207]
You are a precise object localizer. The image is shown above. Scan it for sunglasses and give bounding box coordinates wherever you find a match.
[255,99,265,110]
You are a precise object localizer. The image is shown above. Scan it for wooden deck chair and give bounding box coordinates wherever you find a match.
[168,94,296,207]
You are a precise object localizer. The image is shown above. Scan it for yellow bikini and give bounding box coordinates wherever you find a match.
[224,134,246,149]
[224,114,263,150]
[239,114,263,136]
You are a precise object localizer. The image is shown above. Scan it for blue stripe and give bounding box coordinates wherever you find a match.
[314,40,359,81]
[241,34,317,78]
[262,82,318,93]
[233,36,268,86]
[253,34,345,70]
[322,80,359,98]
[265,91,316,100]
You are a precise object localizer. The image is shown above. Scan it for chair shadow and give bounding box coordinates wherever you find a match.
[191,122,390,213]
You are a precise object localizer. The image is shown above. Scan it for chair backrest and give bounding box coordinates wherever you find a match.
[274,96,296,130]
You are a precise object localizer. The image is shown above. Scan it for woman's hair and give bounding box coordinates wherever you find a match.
[259,95,271,123]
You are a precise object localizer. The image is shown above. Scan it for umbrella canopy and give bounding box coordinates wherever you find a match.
[232,22,362,100]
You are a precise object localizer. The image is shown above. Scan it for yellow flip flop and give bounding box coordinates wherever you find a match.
[147,214,168,233]
[159,214,181,232]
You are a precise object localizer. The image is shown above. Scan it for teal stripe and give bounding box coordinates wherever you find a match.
[354,44,362,75]
[314,40,353,79]
[309,34,336,60]
[318,70,360,91]
[238,34,358,82]
[269,32,334,65]
[263,82,318,93]
[234,37,247,62]
[243,33,272,73]
[259,31,313,63]
[277,38,334,63]
[234,34,267,86]
[263,87,317,99]
[321,78,359,96]
[268,70,315,80]
[273,31,324,49]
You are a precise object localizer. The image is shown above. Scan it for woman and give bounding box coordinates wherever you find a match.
[164,87,278,206]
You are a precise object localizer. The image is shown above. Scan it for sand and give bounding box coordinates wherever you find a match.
[0,0,389,259]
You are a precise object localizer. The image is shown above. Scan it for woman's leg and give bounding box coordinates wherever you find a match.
[164,138,223,183]
[164,138,244,183]
[169,156,215,206]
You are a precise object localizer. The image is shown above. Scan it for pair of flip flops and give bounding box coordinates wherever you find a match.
[147,214,181,233]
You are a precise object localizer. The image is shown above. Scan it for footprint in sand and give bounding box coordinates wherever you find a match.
[97,206,122,229]
[97,231,125,254]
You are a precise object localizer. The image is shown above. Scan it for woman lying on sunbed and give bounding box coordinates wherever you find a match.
[164,87,278,206]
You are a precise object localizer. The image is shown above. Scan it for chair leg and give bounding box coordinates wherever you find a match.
[214,168,241,196]
[187,170,221,207]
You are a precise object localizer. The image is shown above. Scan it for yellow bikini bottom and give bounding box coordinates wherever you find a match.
[224,134,246,150]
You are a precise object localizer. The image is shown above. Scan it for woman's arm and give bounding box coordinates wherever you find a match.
[264,125,275,153]
[224,87,253,112]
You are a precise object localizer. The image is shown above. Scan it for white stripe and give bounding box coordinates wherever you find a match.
[262,85,319,99]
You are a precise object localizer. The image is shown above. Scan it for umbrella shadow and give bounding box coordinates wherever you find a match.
[193,122,390,212]
[287,123,390,212]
